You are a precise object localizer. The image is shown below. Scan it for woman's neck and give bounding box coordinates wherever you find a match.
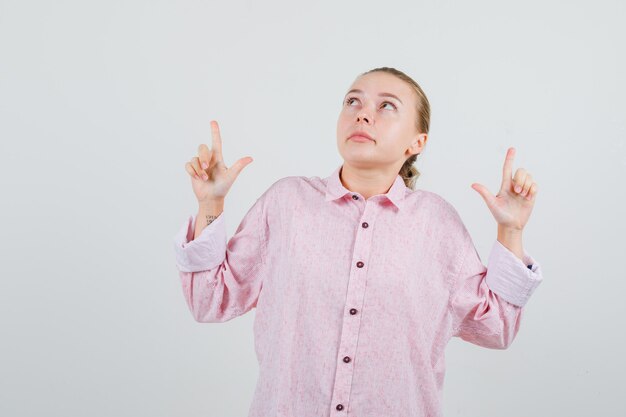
[339,164,398,200]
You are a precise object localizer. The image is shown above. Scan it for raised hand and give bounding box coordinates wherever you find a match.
[184,120,254,203]
[470,147,538,231]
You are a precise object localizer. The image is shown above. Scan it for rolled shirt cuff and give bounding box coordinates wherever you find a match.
[173,212,227,272]
[485,239,543,307]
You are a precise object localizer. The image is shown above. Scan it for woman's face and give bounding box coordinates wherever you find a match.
[336,71,427,171]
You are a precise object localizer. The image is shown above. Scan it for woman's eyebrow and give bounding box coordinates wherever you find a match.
[344,88,403,105]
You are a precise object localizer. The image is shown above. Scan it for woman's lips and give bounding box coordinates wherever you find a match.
[349,135,374,143]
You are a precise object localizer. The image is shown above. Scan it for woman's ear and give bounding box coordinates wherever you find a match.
[417,132,428,149]
[408,133,427,156]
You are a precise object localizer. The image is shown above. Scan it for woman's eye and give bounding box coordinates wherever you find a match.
[344,97,396,110]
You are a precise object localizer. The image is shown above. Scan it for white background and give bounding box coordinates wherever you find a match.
[1,0,624,416]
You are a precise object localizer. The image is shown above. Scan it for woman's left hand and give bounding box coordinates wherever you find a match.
[470,147,538,231]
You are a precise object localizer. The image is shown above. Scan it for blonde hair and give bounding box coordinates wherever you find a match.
[359,67,431,190]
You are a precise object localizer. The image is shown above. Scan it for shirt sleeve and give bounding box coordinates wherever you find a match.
[448,235,544,349]
[172,192,271,323]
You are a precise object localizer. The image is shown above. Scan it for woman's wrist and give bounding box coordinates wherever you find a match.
[497,224,524,261]
[194,199,225,240]
[199,198,225,209]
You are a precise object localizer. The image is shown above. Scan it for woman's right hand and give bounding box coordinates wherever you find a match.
[184,120,254,203]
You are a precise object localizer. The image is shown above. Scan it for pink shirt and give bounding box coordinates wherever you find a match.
[173,164,544,417]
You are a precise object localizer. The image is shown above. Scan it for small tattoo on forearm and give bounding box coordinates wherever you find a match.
[205,215,218,227]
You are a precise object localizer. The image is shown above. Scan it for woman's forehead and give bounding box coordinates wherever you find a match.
[348,73,412,99]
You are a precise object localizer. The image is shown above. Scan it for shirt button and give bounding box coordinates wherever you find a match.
[356,261,364,268]
[362,222,368,228]
[336,404,344,411]
[352,195,359,200]
[349,308,357,315]
[343,356,351,363]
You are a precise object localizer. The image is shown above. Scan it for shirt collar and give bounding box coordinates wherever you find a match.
[324,164,407,210]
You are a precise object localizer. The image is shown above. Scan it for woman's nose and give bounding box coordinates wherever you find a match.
[356,113,371,123]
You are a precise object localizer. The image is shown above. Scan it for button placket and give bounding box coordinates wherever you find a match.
[329,201,378,415]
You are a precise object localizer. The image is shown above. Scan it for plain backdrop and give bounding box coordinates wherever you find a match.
[1,0,624,416]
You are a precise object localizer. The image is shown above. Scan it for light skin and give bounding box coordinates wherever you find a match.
[184,72,539,261]
[185,121,253,240]
[472,147,538,261]
[336,71,426,201]
[335,71,538,262]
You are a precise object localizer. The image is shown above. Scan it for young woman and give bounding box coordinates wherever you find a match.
[173,67,543,417]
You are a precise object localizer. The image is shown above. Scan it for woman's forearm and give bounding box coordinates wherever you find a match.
[497,225,524,261]
[194,199,225,240]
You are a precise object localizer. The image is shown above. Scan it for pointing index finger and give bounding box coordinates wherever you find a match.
[211,120,224,165]
[501,147,515,189]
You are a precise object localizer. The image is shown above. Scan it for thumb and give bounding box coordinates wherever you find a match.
[471,183,495,207]
[228,156,254,181]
